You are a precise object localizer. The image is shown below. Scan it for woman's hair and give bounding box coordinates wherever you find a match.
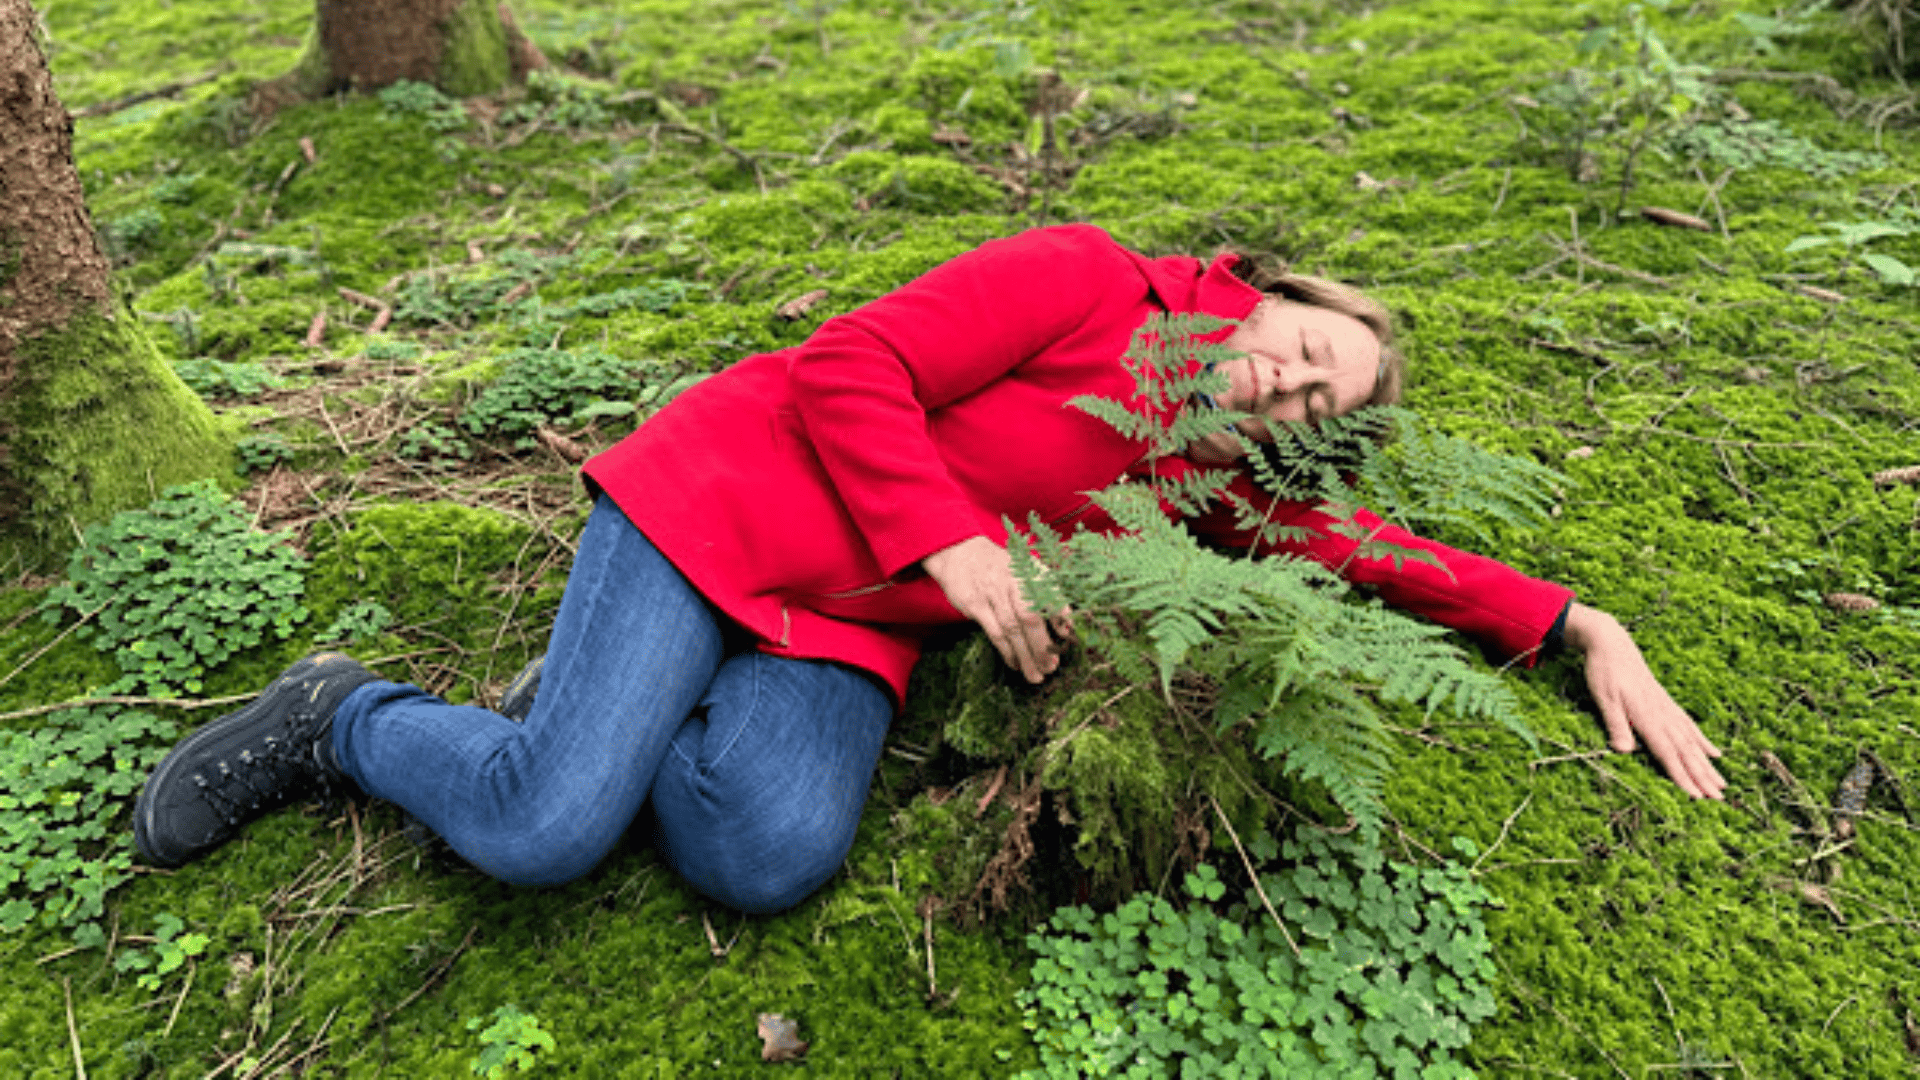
[1226,253,1405,408]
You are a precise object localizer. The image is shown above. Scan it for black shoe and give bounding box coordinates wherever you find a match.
[132,652,380,868]
[498,654,543,722]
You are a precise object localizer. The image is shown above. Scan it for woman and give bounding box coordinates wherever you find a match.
[132,224,1724,913]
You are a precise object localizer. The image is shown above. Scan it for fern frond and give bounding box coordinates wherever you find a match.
[1251,685,1391,837]
[1359,416,1566,543]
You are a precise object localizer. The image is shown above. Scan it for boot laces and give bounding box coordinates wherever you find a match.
[193,708,335,826]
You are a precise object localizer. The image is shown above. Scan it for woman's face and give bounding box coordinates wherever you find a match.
[1187,298,1383,464]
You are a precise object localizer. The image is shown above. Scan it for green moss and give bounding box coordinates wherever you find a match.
[436,0,514,98]
[6,0,1920,1073]
[0,304,233,567]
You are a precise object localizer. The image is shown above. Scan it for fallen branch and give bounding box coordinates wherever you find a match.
[73,68,224,119]
[0,692,251,724]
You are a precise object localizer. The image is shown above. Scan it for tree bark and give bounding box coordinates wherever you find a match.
[0,0,231,567]
[253,0,547,115]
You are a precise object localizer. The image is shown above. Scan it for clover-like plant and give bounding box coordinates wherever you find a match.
[1018,826,1499,1078]
[43,480,309,694]
[469,1005,557,1077]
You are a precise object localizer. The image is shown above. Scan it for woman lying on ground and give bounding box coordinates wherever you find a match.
[132,223,1725,913]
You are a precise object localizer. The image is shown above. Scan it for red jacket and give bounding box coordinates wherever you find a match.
[583,224,1573,705]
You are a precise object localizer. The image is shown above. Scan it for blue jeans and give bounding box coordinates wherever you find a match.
[330,496,895,913]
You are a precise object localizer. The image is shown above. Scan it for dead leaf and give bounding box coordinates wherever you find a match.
[1796,880,1846,923]
[222,952,256,1000]
[500,281,534,306]
[931,124,972,147]
[1767,875,1844,921]
[298,136,316,164]
[304,310,327,348]
[775,288,829,320]
[467,239,485,264]
[369,307,392,333]
[1874,465,1920,487]
[1639,206,1711,232]
[757,1013,807,1062]
[1824,592,1880,613]
[535,427,586,464]
[485,182,508,199]
[1352,171,1409,192]
[667,81,717,107]
[1565,446,1595,460]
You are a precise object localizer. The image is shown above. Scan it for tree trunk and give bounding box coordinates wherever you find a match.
[253,0,547,115]
[0,0,232,568]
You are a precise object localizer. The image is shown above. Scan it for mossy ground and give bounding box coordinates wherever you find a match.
[5,0,1920,1075]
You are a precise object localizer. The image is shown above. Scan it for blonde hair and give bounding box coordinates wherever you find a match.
[1226,254,1404,408]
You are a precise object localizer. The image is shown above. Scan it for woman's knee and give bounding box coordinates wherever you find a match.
[655,808,856,914]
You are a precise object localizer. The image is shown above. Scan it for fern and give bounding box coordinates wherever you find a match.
[1358,415,1565,544]
[1004,312,1551,840]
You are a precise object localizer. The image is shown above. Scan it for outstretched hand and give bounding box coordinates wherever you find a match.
[1564,602,1725,800]
[922,535,1068,684]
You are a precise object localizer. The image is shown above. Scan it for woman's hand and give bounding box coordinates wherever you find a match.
[1564,602,1725,800]
[923,535,1065,684]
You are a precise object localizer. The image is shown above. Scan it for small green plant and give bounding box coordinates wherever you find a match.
[173,357,286,398]
[469,1005,557,1077]
[0,707,178,931]
[498,70,618,129]
[380,79,470,132]
[1018,829,1499,1078]
[395,420,473,465]
[392,249,576,329]
[365,338,425,361]
[315,600,393,646]
[1786,216,1918,287]
[42,480,310,694]
[103,207,165,258]
[149,172,201,206]
[1518,0,1716,195]
[237,433,297,473]
[113,913,211,991]
[1667,116,1888,180]
[460,347,646,445]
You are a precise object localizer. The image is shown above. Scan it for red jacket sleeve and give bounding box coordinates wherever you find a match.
[1182,470,1575,666]
[786,224,1141,578]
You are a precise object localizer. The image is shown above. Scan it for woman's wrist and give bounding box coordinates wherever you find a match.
[1562,601,1624,655]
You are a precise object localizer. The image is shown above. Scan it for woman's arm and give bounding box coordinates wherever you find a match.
[1563,601,1725,800]
[787,224,1141,579]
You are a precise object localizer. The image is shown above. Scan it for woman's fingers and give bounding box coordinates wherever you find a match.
[1605,688,1726,800]
[921,535,1065,684]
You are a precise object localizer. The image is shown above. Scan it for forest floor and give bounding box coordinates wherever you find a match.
[5,0,1920,1076]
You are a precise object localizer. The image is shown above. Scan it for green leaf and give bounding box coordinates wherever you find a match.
[1861,253,1915,286]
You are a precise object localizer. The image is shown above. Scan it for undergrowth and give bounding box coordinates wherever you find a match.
[1020,829,1498,1078]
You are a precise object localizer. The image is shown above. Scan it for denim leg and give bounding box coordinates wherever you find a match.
[331,496,726,886]
[650,652,894,914]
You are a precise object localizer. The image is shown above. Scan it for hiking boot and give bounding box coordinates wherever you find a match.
[498,654,544,723]
[132,652,380,868]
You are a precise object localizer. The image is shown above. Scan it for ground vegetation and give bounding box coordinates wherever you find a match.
[3,0,1920,1075]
